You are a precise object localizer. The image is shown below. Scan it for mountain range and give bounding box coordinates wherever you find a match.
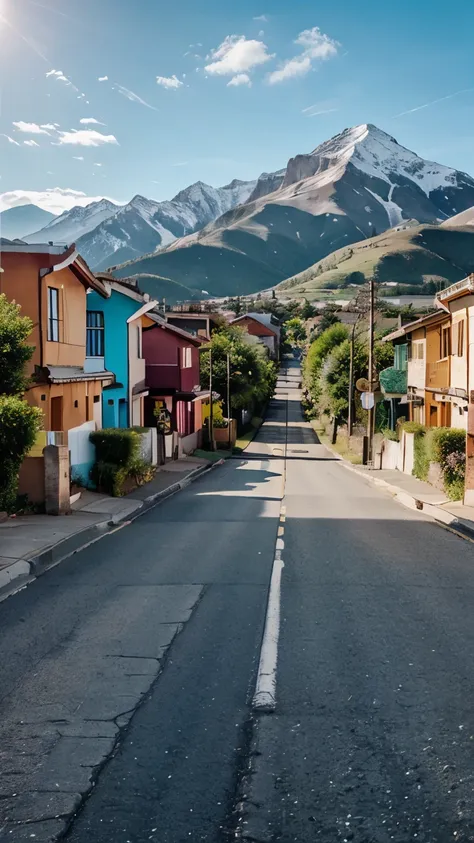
[109,123,474,300]
[18,179,259,270]
[5,123,474,301]
[0,204,55,241]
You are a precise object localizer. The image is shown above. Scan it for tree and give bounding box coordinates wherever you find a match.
[0,294,35,395]
[0,295,42,511]
[0,396,42,511]
[285,317,307,346]
[301,299,316,319]
[316,304,341,336]
[200,326,277,415]
[303,323,349,407]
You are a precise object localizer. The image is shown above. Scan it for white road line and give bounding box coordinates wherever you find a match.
[252,548,284,712]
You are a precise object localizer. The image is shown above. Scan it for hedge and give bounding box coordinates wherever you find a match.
[401,423,466,500]
[90,458,154,497]
[0,396,42,512]
[89,428,153,496]
[90,428,140,466]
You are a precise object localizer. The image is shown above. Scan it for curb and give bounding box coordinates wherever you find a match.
[0,459,225,601]
[322,441,474,542]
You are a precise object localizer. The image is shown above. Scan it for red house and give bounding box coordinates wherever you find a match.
[142,311,207,454]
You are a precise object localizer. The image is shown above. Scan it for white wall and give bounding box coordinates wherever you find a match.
[68,420,96,486]
[381,439,399,469]
[128,320,146,418]
[408,339,426,390]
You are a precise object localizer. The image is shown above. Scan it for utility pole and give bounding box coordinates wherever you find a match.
[209,347,215,451]
[367,278,375,462]
[227,353,231,449]
[348,322,355,438]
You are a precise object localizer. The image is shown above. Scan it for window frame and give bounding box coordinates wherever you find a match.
[457,319,465,357]
[86,310,105,357]
[441,324,451,359]
[181,347,192,369]
[47,286,60,342]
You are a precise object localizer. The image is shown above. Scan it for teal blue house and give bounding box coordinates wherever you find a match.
[86,277,157,428]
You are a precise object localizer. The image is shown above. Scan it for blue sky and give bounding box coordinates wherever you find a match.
[1,0,474,213]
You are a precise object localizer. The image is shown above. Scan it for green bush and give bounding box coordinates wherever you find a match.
[401,423,466,500]
[90,461,128,497]
[90,458,154,497]
[401,422,429,480]
[90,428,140,466]
[382,427,399,442]
[0,396,42,512]
[430,427,466,501]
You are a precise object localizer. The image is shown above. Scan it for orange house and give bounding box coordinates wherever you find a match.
[0,244,113,436]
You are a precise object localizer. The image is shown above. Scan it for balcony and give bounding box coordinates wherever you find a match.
[426,358,450,389]
[379,366,408,397]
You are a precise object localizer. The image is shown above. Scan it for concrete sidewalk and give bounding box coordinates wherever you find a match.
[336,459,474,540]
[0,456,218,598]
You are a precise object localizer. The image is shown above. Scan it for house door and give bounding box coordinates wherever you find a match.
[440,402,451,427]
[429,404,438,427]
[50,396,63,431]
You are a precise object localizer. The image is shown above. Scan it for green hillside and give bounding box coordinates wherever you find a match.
[124,273,206,304]
[278,225,474,297]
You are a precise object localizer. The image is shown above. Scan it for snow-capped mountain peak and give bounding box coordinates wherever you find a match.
[23,198,119,244]
[282,123,460,199]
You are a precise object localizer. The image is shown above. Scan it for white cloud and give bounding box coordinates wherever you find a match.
[24,140,40,147]
[113,84,157,110]
[57,129,118,147]
[73,156,84,161]
[172,161,188,167]
[303,106,338,117]
[0,187,122,215]
[45,68,79,92]
[268,56,311,83]
[267,26,339,84]
[13,121,51,135]
[296,27,339,60]
[205,35,273,76]
[98,76,108,82]
[80,117,105,125]
[258,30,265,37]
[156,74,184,90]
[40,123,59,131]
[254,14,268,21]
[227,73,252,87]
[2,135,20,146]
[93,162,102,167]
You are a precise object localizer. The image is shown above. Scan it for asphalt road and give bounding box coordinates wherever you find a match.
[2,361,474,842]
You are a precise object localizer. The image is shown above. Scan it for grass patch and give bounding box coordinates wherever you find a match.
[312,421,362,464]
[193,448,230,462]
[233,417,263,453]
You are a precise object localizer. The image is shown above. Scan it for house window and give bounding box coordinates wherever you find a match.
[47,287,60,342]
[454,320,465,357]
[412,342,424,360]
[441,324,451,359]
[394,344,408,371]
[86,311,104,357]
[182,347,192,368]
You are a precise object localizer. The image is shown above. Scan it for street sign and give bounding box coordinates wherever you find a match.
[361,391,375,410]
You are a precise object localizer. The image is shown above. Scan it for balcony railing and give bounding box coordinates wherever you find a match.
[426,358,450,389]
